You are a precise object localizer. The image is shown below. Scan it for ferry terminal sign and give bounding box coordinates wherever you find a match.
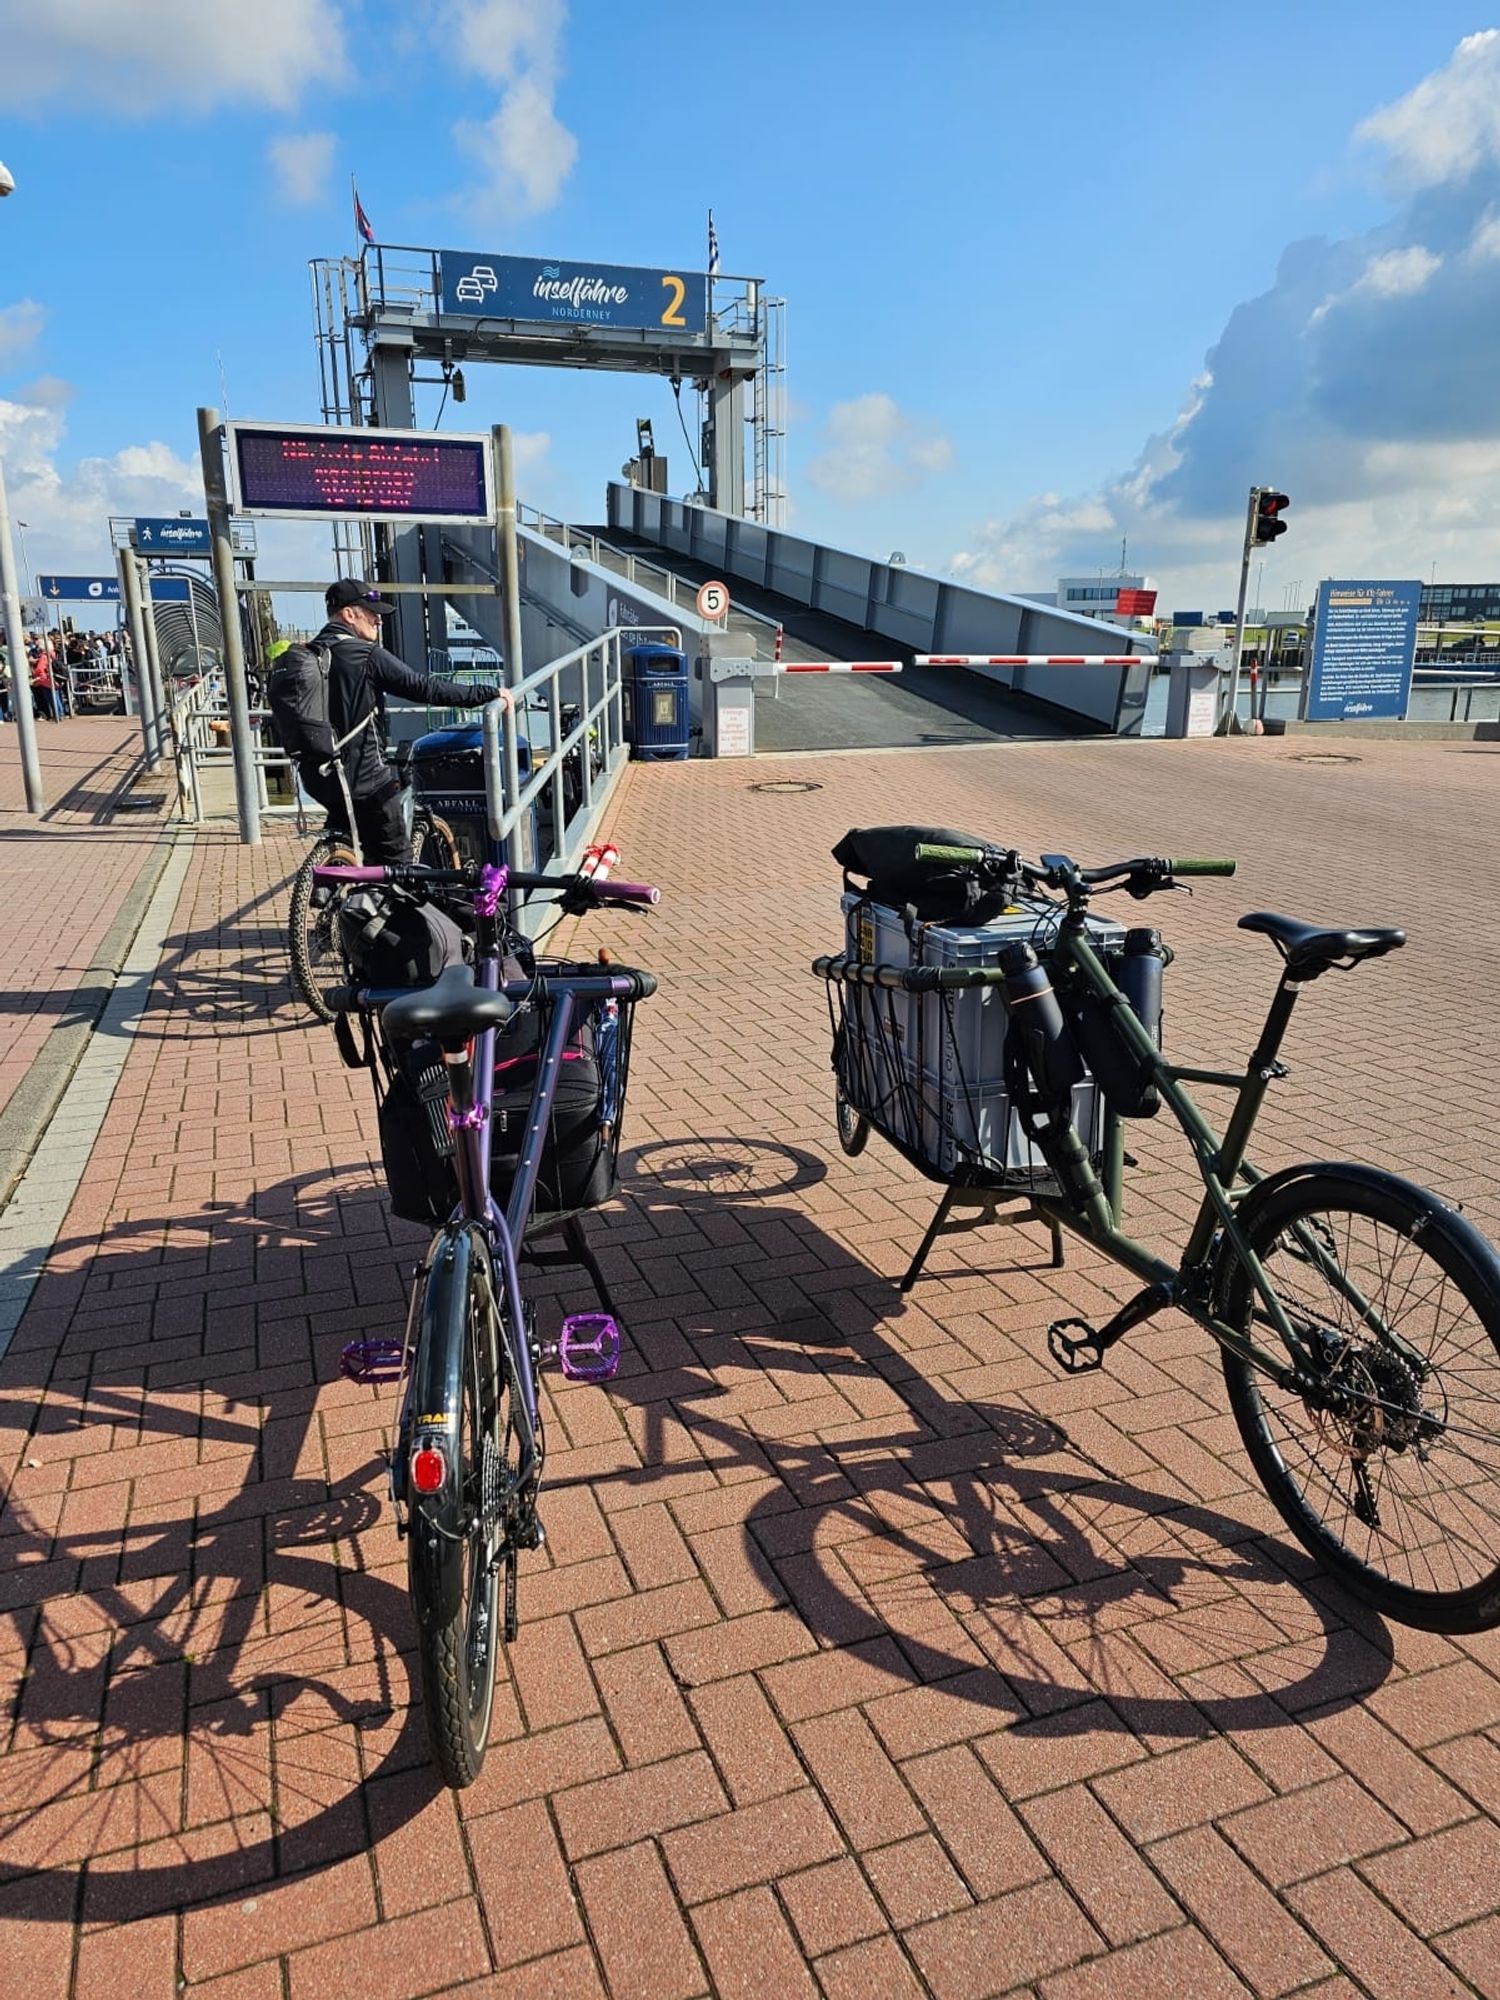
[438,252,707,335]
[1305,579,1421,722]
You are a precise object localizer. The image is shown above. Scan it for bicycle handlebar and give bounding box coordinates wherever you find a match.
[911,843,1235,893]
[311,862,660,906]
[326,965,658,1014]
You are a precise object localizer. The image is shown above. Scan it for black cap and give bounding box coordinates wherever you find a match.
[326,578,397,616]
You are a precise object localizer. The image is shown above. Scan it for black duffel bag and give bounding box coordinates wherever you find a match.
[833,824,1020,924]
[339,888,466,988]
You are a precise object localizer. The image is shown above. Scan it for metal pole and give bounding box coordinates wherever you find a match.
[136,560,169,760]
[493,424,525,694]
[118,548,160,770]
[1224,485,1258,731]
[197,406,260,844]
[0,457,45,812]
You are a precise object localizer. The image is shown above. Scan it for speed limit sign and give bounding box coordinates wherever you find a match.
[696,578,730,621]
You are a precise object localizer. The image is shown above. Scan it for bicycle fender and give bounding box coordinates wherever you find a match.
[407,1224,477,1631]
[1214,1158,1471,1317]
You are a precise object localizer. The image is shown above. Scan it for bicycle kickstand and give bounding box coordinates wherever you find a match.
[1047,1282,1176,1375]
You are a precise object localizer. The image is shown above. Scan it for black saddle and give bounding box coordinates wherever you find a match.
[1239,911,1406,981]
[381,964,515,1044]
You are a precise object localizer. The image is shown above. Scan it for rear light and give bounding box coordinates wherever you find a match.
[411,1446,447,1494]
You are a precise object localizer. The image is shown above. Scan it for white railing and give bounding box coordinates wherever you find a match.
[169,671,303,824]
[518,502,783,654]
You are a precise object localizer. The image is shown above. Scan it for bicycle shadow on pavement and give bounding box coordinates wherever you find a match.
[581,1133,1396,1746]
[0,1162,446,1926]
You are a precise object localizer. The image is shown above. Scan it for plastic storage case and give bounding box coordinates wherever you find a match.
[839,893,1126,1181]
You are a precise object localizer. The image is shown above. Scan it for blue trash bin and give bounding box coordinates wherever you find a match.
[409,724,537,869]
[626,644,691,761]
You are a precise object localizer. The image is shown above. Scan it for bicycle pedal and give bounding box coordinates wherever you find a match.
[341,1338,407,1385]
[1046,1318,1107,1375]
[550,1313,622,1384]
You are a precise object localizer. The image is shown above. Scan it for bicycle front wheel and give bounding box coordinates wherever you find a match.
[288,837,356,1023]
[408,1227,504,1788]
[1221,1168,1500,1632]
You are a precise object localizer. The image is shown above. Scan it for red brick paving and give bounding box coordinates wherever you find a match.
[0,717,165,1121]
[0,734,1497,1996]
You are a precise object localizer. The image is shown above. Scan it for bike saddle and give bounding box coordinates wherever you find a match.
[381,964,515,1044]
[1238,911,1406,980]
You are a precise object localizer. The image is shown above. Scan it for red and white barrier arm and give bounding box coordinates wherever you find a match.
[779,660,903,673]
[916,653,1159,667]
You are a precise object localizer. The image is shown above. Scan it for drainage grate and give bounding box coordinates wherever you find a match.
[1291,752,1363,766]
[749,779,823,794]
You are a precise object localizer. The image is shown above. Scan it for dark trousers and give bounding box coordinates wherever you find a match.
[300,767,412,865]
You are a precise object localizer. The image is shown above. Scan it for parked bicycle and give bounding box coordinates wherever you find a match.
[818,837,1500,1634]
[322,852,658,1786]
[287,765,459,1023]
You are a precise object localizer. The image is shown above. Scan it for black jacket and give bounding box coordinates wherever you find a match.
[312,619,500,799]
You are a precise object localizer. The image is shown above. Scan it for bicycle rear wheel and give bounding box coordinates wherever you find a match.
[408,1227,504,1787]
[1221,1168,1500,1632]
[832,1027,870,1157]
[288,836,356,1023]
[414,809,461,870]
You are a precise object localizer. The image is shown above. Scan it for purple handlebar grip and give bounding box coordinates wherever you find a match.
[592,879,660,907]
[312,864,387,883]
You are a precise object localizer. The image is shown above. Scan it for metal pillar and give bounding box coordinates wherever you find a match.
[0,456,45,812]
[135,561,170,754]
[1224,487,1258,731]
[197,406,261,845]
[369,343,427,672]
[707,372,747,516]
[493,425,525,693]
[117,545,161,772]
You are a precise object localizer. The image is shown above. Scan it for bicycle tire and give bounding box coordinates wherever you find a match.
[408,1226,504,1787]
[415,809,461,870]
[1219,1166,1500,1633]
[288,836,357,1023]
[832,1027,870,1156]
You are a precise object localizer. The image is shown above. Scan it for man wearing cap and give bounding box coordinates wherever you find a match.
[305,578,513,865]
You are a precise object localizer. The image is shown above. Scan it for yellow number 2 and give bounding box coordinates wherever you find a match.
[660,274,687,327]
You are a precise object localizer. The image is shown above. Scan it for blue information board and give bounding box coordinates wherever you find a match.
[1306,580,1421,721]
[134,517,211,556]
[37,574,120,602]
[438,252,707,335]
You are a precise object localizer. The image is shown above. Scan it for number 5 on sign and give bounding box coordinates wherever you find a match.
[696,579,730,621]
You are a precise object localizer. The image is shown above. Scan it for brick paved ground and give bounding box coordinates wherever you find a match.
[1,733,1498,1998]
[0,718,166,1121]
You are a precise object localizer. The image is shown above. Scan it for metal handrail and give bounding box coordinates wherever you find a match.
[483,627,633,854]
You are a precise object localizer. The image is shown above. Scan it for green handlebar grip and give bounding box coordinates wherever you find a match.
[914,842,987,864]
[1169,858,1236,876]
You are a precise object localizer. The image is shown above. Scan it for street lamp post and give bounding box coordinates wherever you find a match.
[15,520,31,600]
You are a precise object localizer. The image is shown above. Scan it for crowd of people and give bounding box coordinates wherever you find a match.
[0,627,129,723]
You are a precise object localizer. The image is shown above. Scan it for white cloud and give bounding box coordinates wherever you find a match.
[268,130,336,206]
[1357,29,1500,189]
[1309,244,1441,324]
[0,0,346,111]
[805,393,955,503]
[0,301,46,369]
[0,384,201,582]
[444,0,578,218]
[1466,208,1500,264]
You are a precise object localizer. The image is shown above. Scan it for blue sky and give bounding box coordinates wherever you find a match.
[3,2,1499,607]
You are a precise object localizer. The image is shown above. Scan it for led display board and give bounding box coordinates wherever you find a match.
[227,422,493,522]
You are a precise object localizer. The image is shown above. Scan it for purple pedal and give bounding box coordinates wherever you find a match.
[554,1314,622,1384]
[341,1338,406,1385]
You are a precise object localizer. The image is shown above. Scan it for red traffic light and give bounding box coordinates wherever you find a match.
[1254,490,1290,544]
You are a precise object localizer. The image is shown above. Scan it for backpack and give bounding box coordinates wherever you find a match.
[267,643,337,765]
[338,889,466,988]
[833,825,1021,925]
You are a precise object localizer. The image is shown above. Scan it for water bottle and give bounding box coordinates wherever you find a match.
[998,942,1082,1105]
[1119,928,1166,1047]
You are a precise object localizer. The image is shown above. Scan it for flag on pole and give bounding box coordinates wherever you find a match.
[707,210,720,279]
[353,180,375,245]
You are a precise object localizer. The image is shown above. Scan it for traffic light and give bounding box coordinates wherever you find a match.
[1254,489,1290,544]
